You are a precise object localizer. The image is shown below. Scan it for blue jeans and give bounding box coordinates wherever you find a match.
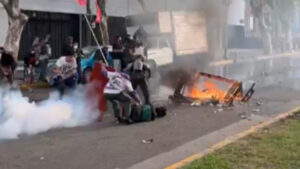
[57,75,77,97]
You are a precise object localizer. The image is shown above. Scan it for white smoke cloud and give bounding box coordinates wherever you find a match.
[0,84,100,140]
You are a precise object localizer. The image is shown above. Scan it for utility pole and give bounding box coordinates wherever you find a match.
[86,0,92,46]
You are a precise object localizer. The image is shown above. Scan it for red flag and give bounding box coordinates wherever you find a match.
[94,0,102,23]
[88,63,115,121]
[76,0,87,6]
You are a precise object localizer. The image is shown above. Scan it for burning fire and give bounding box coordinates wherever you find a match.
[187,79,227,103]
[171,71,255,105]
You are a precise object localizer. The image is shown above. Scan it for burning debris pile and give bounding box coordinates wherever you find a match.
[169,72,255,107]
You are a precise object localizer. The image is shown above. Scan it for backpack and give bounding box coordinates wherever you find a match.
[141,105,152,121]
[130,104,142,122]
[130,104,155,123]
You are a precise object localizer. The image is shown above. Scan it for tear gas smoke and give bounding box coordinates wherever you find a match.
[0,84,100,140]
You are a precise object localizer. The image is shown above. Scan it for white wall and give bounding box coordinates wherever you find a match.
[227,0,245,26]
[0,5,8,47]
[20,0,86,14]
[106,0,202,17]
[106,0,160,16]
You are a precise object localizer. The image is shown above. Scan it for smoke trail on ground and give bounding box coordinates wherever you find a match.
[0,85,100,140]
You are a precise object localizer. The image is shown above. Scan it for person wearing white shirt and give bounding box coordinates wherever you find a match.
[55,51,77,97]
[124,55,151,104]
[134,42,146,59]
[101,64,141,124]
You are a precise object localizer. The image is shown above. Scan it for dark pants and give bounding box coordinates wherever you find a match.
[39,59,48,81]
[76,57,81,83]
[105,93,131,119]
[57,75,77,97]
[0,67,13,85]
[132,78,150,104]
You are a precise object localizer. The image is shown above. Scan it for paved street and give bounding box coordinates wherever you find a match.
[1,54,300,169]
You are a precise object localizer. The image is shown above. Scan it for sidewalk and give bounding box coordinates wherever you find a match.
[210,50,300,66]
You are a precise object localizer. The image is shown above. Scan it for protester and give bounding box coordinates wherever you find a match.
[122,36,136,69]
[135,26,149,54]
[24,45,40,92]
[134,26,148,45]
[54,50,77,97]
[0,51,16,86]
[101,47,113,67]
[134,42,146,59]
[124,34,135,48]
[73,42,83,83]
[101,63,141,124]
[62,36,74,56]
[32,36,40,48]
[31,37,42,59]
[38,35,52,82]
[124,54,151,104]
[112,36,124,53]
[112,36,124,71]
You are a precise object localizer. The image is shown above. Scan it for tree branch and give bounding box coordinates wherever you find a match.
[1,0,26,20]
[0,0,8,6]
[137,0,147,12]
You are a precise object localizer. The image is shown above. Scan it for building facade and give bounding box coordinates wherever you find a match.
[0,0,254,59]
[0,0,91,59]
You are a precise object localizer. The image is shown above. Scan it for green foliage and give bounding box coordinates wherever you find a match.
[182,156,230,169]
[183,117,300,169]
[275,0,295,31]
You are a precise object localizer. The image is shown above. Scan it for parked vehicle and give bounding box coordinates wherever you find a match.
[80,46,101,84]
[147,37,174,66]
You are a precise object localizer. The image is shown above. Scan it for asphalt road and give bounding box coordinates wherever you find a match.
[1,54,300,169]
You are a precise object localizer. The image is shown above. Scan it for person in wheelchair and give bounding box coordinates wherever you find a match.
[101,63,141,124]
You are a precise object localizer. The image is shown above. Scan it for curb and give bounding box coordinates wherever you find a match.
[164,106,300,169]
[19,83,50,90]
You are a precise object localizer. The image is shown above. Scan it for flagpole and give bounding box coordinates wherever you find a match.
[83,14,108,65]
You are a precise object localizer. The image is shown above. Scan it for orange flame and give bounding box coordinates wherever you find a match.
[187,79,227,103]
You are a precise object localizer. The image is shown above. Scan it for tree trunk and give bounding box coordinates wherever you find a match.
[4,16,26,61]
[222,2,230,59]
[137,0,147,12]
[0,0,28,61]
[86,0,92,46]
[250,0,272,55]
[285,28,293,51]
[258,14,272,54]
[97,0,109,46]
[98,15,109,46]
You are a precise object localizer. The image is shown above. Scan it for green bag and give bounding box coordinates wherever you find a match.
[141,105,152,121]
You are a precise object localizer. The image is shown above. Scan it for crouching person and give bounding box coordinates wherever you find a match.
[54,51,78,97]
[101,64,141,124]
